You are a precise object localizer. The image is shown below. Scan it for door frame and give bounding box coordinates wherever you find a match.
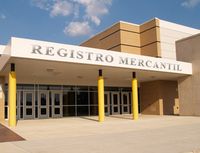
[121,92,130,114]
[51,90,63,118]
[111,92,120,115]
[38,90,49,119]
[23,90,35,119]
[104,91,110,116]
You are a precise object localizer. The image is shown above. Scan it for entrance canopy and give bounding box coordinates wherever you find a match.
[0,37,192,86]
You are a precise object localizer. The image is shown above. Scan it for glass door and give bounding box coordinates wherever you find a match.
[121,92,130,114]
[38,91,49,119]
[111,92,120,115]
[23,91,35,119]
[51,91,63,118]
[104,92,110,116]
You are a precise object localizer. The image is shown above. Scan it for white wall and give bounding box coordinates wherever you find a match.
[159,19,200,60]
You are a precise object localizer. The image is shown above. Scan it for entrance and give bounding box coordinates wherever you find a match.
[111,92,120,114]
[38,91,49,119]
[104,92,110,116]
[51,91,63,118]
[121,92,130,114]
[23,91,35,119]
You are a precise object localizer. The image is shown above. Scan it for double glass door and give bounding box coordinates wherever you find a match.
[105,91,130,115]
[19,90,63,119]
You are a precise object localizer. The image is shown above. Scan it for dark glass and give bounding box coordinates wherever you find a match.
[90,106,98,115]
[114,107,118,113]
[63,92,75,105]
[77,106,88,116]
[123,94,128,104]
[54,94,60,106]
[41,108,46,115]
[35,107,38,118]
[41,93,47,106]
[20,107,23,118]
[105,107,108,113]
[49,106,52,117]
[26,108,32,115]
[5,107,8,119]
[63,106,75,116]
[123,107,128,112]
[26,93,32,106]
[89,92,98,105]
[55,108,60,114]
[113,94,118,105]
[77,92,88,105]
[104,94,108,105]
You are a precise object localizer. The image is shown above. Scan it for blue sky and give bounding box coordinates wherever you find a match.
[0,0,200,45]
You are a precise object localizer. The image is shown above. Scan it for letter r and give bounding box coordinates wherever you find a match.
[32,45,42,54]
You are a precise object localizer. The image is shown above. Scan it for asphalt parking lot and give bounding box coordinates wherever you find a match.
[0,115,200,153]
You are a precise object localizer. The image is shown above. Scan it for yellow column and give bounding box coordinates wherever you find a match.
[132,72,138,120]
[8,64,16,127]
[98,70,104,122]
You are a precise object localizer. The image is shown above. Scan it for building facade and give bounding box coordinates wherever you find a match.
[0,18,199,126]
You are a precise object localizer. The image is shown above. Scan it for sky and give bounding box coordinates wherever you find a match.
[0,0,200,45]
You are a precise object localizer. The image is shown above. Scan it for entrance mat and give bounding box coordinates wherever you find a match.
[0,123,25,143]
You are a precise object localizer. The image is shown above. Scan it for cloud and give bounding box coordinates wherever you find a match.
[31,0,112,36]
[75,0,112,25]
[181,0,200,8]
[0,14,6,20]
[31,0,51,10]
[63,21,91,36]
[50,0,73,17]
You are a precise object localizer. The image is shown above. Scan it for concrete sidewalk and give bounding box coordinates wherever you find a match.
[0,115,200,153]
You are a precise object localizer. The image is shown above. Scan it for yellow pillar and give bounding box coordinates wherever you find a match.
[98,70,104,122]
[8,64,16,127]
[132,72,138,120]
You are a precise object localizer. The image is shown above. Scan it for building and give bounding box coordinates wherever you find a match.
[0,18,199,127]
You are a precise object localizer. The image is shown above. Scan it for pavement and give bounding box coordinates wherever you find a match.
[0,115,200,153]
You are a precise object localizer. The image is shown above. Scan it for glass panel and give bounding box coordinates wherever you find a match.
[35,107,38,118]
[114,107,118,113]
[113,94,118,105]
[63,92,75,105]
[89,92,98,105]
[124,107,128,112]
[90,106,98,116]
[54,94,60,106]
[77,92,88,105]
[20,92,23,105]
[104,94,108,105]
[20,107,23,118]
[5,107,8,119]
[49,106,52,117]
[26,108,32,115]
[63,106,75,116]
[41,93,47,106]
[55,108,60,114]
[123,94,127,105]
[77,106,89,116]
[26,93,32,106]
[105,107,108,113]
[41,108,46,115]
